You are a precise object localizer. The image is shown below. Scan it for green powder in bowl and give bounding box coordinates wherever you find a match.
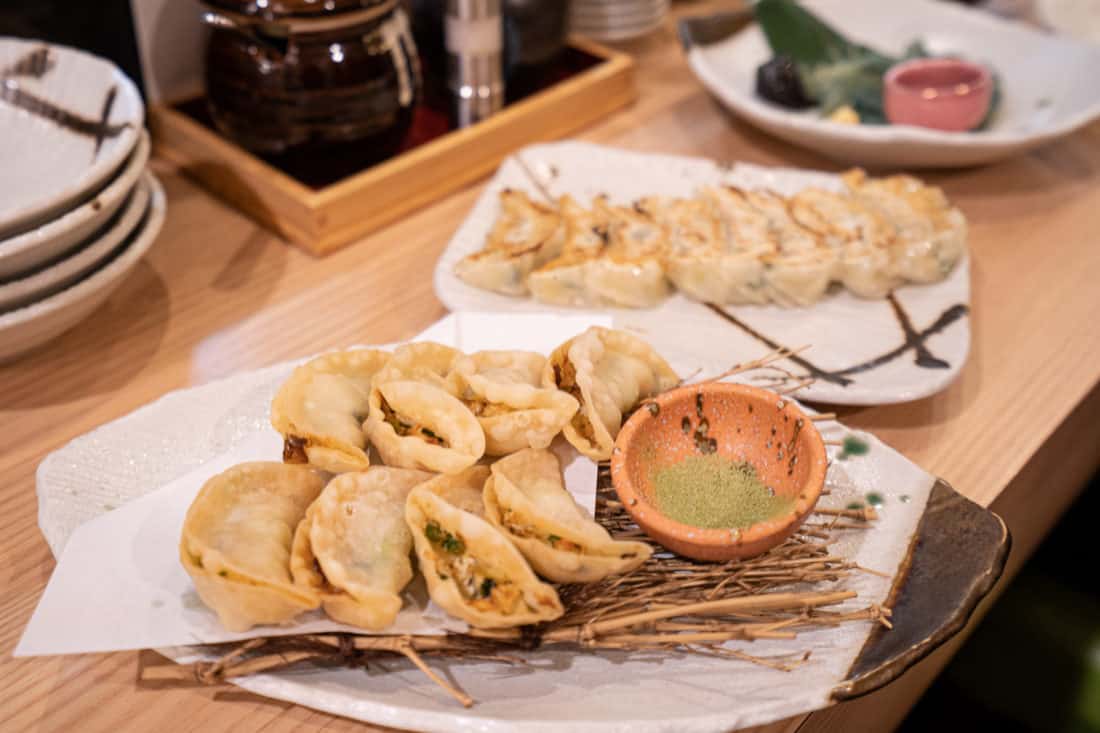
[651,454,794,529]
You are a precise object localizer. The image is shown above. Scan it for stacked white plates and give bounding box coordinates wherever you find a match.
[570,0,670,42]
[0,37,165,362]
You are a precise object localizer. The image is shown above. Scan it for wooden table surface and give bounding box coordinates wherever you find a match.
[3,3,1100,731]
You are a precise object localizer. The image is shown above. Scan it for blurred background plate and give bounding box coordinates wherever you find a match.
[681,0,1100,168]
[0,173,164,363]
[0,37,143,236]
[0,172,152,313]
[0,131,149,280]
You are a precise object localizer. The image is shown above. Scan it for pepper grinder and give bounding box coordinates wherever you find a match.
[446,0,504,127]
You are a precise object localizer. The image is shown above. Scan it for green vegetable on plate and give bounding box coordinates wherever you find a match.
[753,0,999,129]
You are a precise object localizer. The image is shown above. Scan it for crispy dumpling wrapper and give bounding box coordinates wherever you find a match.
[373,342,461,392]
[789,187,901,299]
[739,188,837,307]
[450,350,579,456]
[526,195,608,307]
[406,470,563,629]
[290,467,434,630]
[270,350,390,473]
[646,195,768,306]
[544,327,679,461]
[584,198,670,308]
[454,189,564,296]
[179,462,329,631]
[365,380,485,473]
[484,449,652,583]
[842,169,966,284]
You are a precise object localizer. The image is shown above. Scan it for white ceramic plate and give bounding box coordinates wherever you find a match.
[35,313,937,733]
[0,173,152,313]
[683,0,1100,168]
[0,131,150,280]
[0,173,164,363]
[434,142,971,406]
[0,37,144,237]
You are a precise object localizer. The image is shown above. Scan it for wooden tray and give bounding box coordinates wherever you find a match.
[149,38,635,255]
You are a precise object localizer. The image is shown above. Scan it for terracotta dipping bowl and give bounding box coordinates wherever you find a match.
[610,382,827,562]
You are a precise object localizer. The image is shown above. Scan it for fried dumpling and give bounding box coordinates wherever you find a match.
[449,350,579,456]
[416,465,491,516]
[270,350,390,473]
[544,327,679,461]
[484,449,652,583]
[373,341,461,392]
[290,467,433,630]
[406,472,564,629]
[842,169,967,284]
[454,189,564,296]
[584,198,670,308]
[739,188,837,307]
[643,194,765,306]
[365,380,485,473]
[527,195,608,307]
[789,187,901,299]
[180,462,328,631]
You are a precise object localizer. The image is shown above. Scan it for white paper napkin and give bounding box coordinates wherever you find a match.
[17,312,611,657]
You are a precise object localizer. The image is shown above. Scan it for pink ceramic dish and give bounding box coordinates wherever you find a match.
[884,58,993,132]
[610,382,827,562]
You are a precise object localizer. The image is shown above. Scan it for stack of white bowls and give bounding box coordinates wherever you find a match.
[570,0,670,42]
[0,37,164,362]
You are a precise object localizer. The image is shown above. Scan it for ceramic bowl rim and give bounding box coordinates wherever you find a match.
[610,382,827,554]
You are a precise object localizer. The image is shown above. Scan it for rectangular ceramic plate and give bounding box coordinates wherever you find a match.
[33,314,1006,733]
[680,0,1100,168]
[433,142,971,406]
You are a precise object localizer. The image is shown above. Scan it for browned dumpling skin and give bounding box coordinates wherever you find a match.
[484,449,651,583]
[406,469,564,629]
[543,327,679,461]
[270,350,390,474]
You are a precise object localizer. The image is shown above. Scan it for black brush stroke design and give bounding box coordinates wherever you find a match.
[2,46,53,78]
[704,303,854,386]
[705,298,970,388]
[1,45,131,160]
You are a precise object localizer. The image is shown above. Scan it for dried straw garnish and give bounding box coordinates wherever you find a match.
[148,350,889,708]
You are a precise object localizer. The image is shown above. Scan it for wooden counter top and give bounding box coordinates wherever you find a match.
[3,3,1099,731]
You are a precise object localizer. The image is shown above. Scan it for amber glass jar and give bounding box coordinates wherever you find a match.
[200,0,421,167]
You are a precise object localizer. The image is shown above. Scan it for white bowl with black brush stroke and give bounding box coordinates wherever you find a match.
[0,171,152,313]
[0,173,165,363]
[0,38,144,237]
[0,131,149,280]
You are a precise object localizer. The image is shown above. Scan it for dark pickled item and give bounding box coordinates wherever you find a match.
[755,55,815,109]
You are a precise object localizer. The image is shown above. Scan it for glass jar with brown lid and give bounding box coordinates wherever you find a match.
[200,0,420,171]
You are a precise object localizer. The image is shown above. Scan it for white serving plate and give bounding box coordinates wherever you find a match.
[0,37,144,237]
[35,313,938,733]
[0,131,150,280]
[0,172,151,313]
[683,0,1100,168]
[0,173,164,363]
[434,142,971,406]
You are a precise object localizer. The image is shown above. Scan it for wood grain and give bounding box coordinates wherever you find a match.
[3,3,1100,731]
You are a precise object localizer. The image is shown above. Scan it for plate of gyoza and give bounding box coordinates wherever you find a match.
[435,142,971,405]
[25,314,1008,733]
